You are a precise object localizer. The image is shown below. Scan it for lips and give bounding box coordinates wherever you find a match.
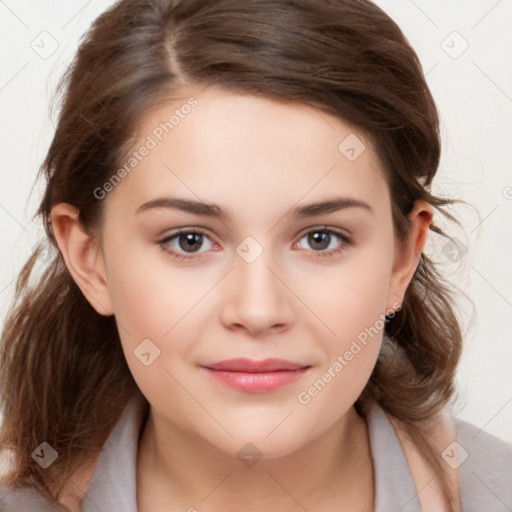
[203,358,308,372]
[200,358,311,392]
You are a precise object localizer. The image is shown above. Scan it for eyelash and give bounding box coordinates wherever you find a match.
[157,226,352,262]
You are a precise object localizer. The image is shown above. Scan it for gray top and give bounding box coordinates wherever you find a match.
[1,394,511,511]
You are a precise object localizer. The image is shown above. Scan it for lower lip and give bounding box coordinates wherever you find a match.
[201,367,310,392]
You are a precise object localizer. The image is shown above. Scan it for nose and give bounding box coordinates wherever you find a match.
[220,244,295,337]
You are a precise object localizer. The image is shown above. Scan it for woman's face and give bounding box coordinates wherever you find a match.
[92,86,419,457]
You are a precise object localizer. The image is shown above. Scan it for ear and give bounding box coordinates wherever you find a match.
[50,203,114,316]
[386,200,433,312]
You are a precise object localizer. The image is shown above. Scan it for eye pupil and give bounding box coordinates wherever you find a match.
[308,231,330,250]
[179,233,203,252]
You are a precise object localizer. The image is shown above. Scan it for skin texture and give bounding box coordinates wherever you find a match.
[51,85,433,511]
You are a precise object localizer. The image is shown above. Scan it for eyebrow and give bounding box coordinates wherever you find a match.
[135,196,373,220]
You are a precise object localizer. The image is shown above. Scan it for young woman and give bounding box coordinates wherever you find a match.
[1,0,510,511]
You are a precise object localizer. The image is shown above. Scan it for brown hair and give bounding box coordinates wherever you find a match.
[1,0,466,505]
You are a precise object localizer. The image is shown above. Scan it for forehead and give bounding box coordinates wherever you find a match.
[106,86,390,221]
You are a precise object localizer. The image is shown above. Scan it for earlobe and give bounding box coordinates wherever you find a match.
[386,201,434,311]
[50,203,114,316]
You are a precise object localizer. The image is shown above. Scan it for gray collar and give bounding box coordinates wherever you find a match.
[82,393,148,512]
[366,401,421,511]
[81,394,421,512]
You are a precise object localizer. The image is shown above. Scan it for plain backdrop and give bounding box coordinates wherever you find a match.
[0,0,511,444]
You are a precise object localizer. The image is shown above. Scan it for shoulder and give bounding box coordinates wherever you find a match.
[0,483,69,511]
[0,394,146,512]
[455,417,512,511]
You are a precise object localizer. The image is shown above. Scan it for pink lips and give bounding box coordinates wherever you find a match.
[200,358,311,393]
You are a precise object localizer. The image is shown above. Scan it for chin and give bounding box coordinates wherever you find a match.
[233,428,308,461]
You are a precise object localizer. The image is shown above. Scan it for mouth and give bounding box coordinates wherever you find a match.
[199,358,312,393]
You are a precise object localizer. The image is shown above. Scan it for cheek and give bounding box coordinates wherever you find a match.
[299,239,393,348]
[295,235,393,402]
[104,234,208,337]
[105,258,186,406]
[102,235,220,389]
[294,262,389,433]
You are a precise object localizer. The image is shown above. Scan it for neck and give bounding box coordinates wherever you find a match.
[136,405,374,512]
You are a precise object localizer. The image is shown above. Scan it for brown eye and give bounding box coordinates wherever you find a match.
[177,232,204,253]
[295,227,352,259]
[158,228,217,260]
[306,231,332,251]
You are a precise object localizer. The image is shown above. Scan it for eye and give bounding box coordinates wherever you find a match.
[295,226,352,258]
[157,226,352,262]
[158,228,217,260]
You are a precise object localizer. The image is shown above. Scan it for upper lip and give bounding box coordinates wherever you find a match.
[201,358,310,372]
